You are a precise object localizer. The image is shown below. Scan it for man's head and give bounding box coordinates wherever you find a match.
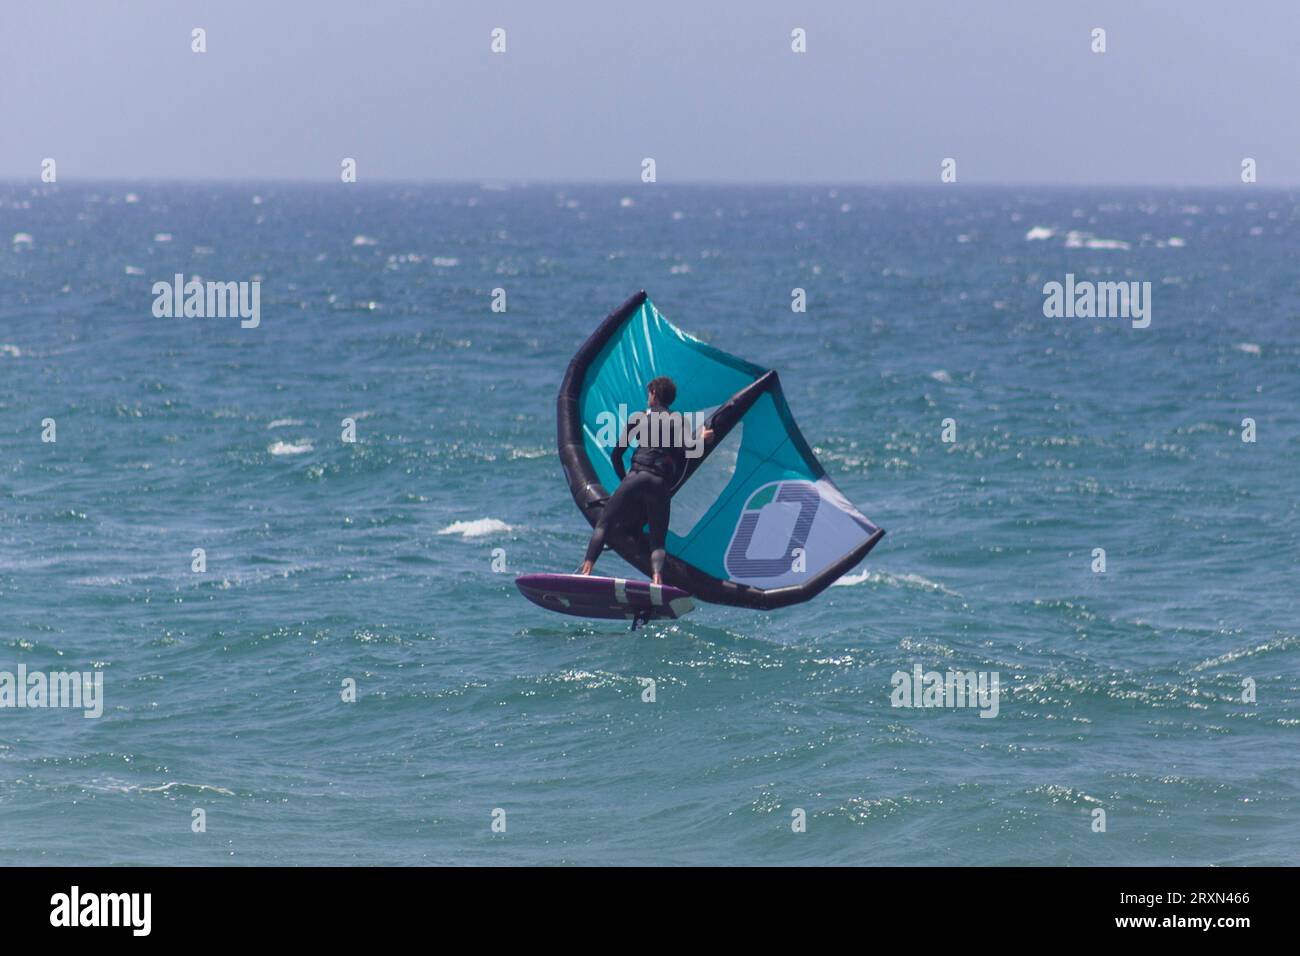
[646,376,676,408]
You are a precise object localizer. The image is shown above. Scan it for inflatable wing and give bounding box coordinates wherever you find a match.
[557,291,884,610]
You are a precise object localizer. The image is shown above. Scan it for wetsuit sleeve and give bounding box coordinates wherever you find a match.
[668,413,712,494]
[611,418,632,481]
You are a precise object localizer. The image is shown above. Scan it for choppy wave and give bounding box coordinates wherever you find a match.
[832,568,959,596]
[438,518,512,538]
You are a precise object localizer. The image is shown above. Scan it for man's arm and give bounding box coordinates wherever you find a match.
[611,414,635,480]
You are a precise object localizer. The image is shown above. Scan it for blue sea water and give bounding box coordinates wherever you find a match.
[0,182,1297,866]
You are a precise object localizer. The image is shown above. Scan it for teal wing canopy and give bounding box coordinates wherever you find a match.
[557,291,883,609]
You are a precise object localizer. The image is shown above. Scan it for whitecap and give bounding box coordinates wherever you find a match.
[1063,231,1130,251]
[1085,237,1130,250]
[833,569,959,596]
[268,440,313,456]
[86,778,235,797]
[832,570,872,587]
[438,518,512,538]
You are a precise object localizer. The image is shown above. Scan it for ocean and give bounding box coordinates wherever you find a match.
[1,182,1296,865]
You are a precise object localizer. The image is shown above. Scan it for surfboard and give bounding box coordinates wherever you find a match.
[515,573,695,625]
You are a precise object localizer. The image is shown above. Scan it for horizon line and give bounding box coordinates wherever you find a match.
[0,177,1291,192]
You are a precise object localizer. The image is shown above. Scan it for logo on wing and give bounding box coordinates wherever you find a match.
[724,481,821,580]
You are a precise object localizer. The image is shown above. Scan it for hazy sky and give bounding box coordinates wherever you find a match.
[2,1,1296,185]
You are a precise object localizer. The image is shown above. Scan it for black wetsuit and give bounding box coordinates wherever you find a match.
[582,404,686,577]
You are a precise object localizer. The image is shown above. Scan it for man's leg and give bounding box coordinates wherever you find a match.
[580,472,645,573]
[644,478,671,585]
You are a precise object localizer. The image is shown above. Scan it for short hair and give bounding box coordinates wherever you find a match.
[647,376,676,406]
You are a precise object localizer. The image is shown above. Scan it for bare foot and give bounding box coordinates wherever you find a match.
[651,573,662,585]
[580,561,594,576]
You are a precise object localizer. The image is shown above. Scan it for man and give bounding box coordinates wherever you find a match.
[579,376,711,585]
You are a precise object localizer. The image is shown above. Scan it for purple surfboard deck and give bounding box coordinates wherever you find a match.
[515,573,695,621]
